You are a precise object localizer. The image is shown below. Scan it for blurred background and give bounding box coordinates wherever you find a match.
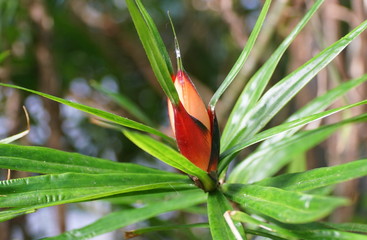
[0,0,366,239]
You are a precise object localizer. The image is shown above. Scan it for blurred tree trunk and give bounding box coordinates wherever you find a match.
[326,0,367,223]
[28,0,66,233]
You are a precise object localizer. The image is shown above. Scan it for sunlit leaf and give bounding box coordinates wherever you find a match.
[228,113,367,183]
[122,129,216,191]
[209,0,272,108]
[254,159,367,191]
[0,83,172,141]
[0,172,193,208]
[231,211,367,240]
[221,0,324,145]
[222,19,367,150]
[0,144,166,175]
[261,73,367,147]
[219,100,367,172]
[207,190,244,240]
[44,189,206,240]
[126,0,179,105]
[125,222,209,239]
[91,81,155,126]
[222,183,348,223]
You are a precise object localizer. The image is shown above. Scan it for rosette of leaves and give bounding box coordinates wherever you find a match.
[1,0,367,239]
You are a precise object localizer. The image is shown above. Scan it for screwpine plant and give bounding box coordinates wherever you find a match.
[1,0,367,239]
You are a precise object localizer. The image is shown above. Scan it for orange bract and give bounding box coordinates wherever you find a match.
[168,70,219,173]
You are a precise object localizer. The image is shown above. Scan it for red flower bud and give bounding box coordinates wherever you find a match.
[168,70,219,174]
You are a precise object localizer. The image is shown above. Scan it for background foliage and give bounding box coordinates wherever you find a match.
[0,0,367,239]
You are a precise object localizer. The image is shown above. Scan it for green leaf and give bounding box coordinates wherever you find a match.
[209,0,272,108]
[230,211,298,239]
[91,81,155,126]
[126,0,179,105]
[324,222,367,234]
[125,222,209,239]
[222,18,367,150]
[258,73,367,150]
[43,190,206,240]
[0,208,36,222]
[207,190,244,240]
[221,0,324,146]
[275,222,367,240]
[0,83,172,141]
[228,113,367,183]
[0,144,166,175]
[229,113,367,183]
[0,172,193,208]
[222,183,349,223]
[219,100,367,172]
[123,129,216,191]
[224,74,367,174]
[254,159,367,191]
[134,0,173,75]
[231,211,367,240]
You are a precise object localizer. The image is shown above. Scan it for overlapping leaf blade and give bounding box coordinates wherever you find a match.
[275,222,367,240]
[228,113,367,183]
[0,83,172,141]
[91,81,155,126]
[259,73,367,148]
[0,144,167,175]
[219,100,367,172]
[209,0,272,108]
[125,223,209,239]
[126,0,179,105]
[222,19,367,152]
[0,172,193,208]
[122,129,216,190]
[254,159,367,191]
[44,189,206,240]
[230,211,299,239]
[231,211,367,240]
[222,183,348,223]
[207,190,244,240]
[221,0,324,146]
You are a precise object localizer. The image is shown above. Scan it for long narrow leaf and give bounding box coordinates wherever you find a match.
[91,81,155,126]
[259,73,367,149]
[125,223,209,239]
[222,183,348,223]
[126,0,179,105]
[223,19,367,150]
[254,159,367,191]
[221,0,324,146]
[219,100,367,172]
[224,73,367,176]
[0,172,193,208]
[230,211,298,239]
[134,0,173,75]
[231,211,367,240]
[0,83,172,141]
[123,129,216,191]
[0,208,36,222]
[207,190,244,240]
[0,144,166,175]
[228,113,367,183]
[209,0,272,108]
[44,190,206,240]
